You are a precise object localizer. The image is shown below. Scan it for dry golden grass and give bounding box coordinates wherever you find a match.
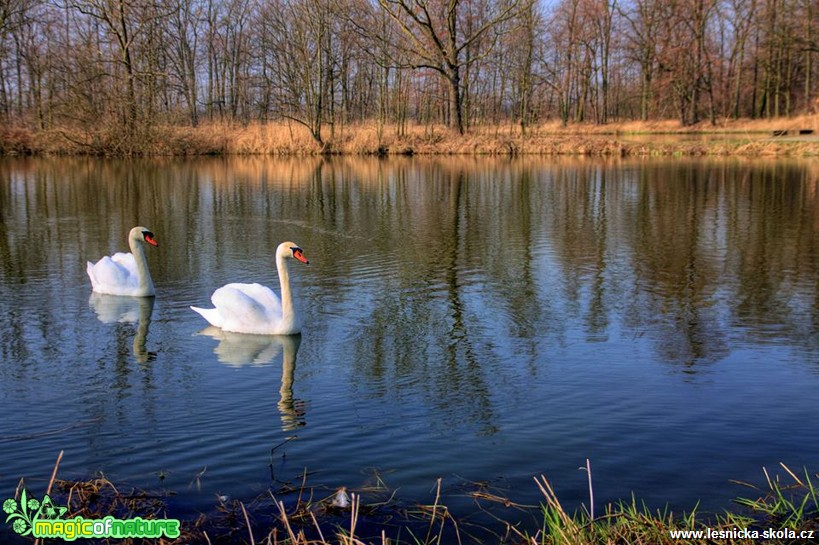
[2,116,819,157]
[108,117,819,157]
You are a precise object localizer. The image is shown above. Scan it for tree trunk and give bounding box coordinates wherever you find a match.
[446,64,464,134]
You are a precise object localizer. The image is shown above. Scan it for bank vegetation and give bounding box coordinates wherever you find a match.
[13,455,819,545]
[1,0,819,156]
[2,117,819,157]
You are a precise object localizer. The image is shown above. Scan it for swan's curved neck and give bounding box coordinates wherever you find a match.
[129,236,155,296]
[277,253,297,330]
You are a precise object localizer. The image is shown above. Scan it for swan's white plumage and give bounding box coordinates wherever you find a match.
[191,242,308,335]
[207,283,283,332]
[86,227,158,297]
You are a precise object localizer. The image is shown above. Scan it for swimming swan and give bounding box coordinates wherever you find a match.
[86,226,158,297]
[191,242,309,335]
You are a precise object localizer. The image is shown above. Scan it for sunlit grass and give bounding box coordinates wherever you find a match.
[732,464,818,531]
[516,463,818,545]
[3,117,818,157]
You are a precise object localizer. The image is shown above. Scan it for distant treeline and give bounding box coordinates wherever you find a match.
[0,0,817,145]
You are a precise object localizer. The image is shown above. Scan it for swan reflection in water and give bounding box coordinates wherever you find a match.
[89,293,155,363]
[196,328,306,431]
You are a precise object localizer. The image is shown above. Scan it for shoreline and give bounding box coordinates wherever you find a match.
[2,118,819,158]
[4,458,816,545]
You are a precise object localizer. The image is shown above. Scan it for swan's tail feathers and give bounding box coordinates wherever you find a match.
[86,261,99,291]
[191,306,225,328]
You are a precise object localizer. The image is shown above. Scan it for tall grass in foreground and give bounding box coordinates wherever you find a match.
[522,462,817,545]
[8,454,818,545]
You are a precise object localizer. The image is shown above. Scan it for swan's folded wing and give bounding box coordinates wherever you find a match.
[110,252,138,273]
[89,256,136,290]
[221,283,283,318]
[211,283,282,330]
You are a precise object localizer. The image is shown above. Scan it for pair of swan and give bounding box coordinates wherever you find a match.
[86,226,309,335]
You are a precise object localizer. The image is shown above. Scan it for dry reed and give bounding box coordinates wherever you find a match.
[2,117,819,157]
[7,454,818,545]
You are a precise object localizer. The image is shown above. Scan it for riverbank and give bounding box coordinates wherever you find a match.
[2,117,819,157]
[5,456,816,545]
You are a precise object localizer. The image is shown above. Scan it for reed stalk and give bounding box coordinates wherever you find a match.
[12,456,817,545]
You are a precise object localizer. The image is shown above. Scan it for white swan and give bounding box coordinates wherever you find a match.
[86,226,158,296]
[191,241,309,335]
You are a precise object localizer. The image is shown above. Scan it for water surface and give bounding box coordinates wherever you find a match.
[1,156,818,539]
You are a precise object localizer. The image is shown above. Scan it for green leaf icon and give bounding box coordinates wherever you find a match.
[2,498,17,515]
[39,495,66,519]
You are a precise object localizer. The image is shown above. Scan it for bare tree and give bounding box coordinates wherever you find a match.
[166,0,201,125]
[620,0,667,121]
[589,0,616,124]
[67,0,173,135]
[376,0,525,134]
[69,0,140,132]
[258,0,336,145]
[514,0,549,127]
[720,0,758,118]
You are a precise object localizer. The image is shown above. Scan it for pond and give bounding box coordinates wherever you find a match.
[1,156,818,541]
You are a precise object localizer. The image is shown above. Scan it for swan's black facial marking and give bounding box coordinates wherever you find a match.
[291,246,309,264]
[143,230,159,247]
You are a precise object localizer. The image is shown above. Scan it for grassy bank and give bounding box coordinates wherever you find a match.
[6,454,817,545]
[2,117,819,157]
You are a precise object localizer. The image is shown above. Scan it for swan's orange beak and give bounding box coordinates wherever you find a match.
[293,248,309,264]
[144,234,159,247]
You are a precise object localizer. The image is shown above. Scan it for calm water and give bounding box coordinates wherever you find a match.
[1,156,818,539]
